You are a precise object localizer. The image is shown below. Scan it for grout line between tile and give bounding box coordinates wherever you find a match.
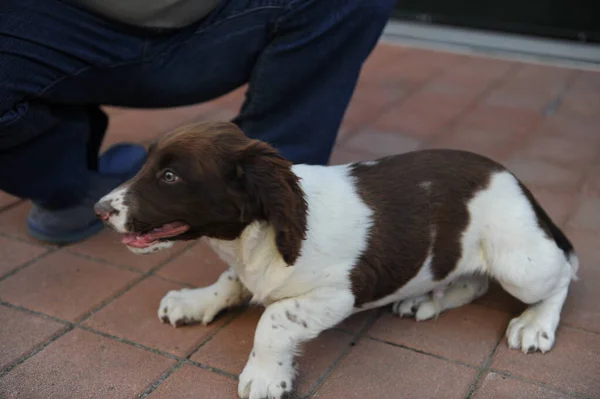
[0,246,59,283]
[76,273,150,323]
[1,301,244,390]
[0,199,25,214]
[136,306,379,399]
[77,325,181,360]
[558,323,600,336]
[0,324,74,379]
[184,307,246,360]
[138,360,186,399]
[76,244,195,324]
[184,359,239,380]
[0,301,73,326]
[66,240,195,277]
[304,309,384,399]
[0,239,241,389]
[0,235,55,253]
[137,308,245,398]
[367,335,479,372]
[146,243,208,283]
[67,250,147,275]
[0,302,77,378]
[464,337,502,399]
[81,320,240,382]
[488,369,593,399]
[146,273,196,288]
[0,231,56,249]
[0,302,180,374]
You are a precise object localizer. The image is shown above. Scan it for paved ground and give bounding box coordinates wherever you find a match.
[1,43,599,399]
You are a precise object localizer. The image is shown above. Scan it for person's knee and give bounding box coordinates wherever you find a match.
[0,96,65,151]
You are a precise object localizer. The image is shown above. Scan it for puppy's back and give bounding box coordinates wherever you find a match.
[347,149,572,306]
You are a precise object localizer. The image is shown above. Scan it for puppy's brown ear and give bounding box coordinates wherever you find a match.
[238,140,307,265]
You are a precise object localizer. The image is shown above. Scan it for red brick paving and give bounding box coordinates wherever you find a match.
[0,236,48,278]
[68,229,191,272]
[0,306,65,370]
[0,252,140,321]
[1,42,599,398]
[473,372,571,399]
[146,364,238,399]
[83,277,232,357]
[343,129,422,156]
[492,327,600,397]
[0,202,58,246]
[313,339,477,399]
[0,328,175,399]
[0,192,19,210]
[368,305,511,367]
[154,241,229,287]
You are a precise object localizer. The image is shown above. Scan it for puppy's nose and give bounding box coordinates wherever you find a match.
[94,201,116,221]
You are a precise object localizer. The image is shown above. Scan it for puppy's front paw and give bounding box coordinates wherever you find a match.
[238,353,295,399]
[158,287,223,327]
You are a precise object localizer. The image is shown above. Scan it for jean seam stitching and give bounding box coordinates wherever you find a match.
[236,3,296,118]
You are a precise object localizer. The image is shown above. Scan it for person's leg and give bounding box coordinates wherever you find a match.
[235,0,395,164]
[1,0,295,243]
[0,0,150,241]
[0,0,286,205]
[143,0,396,165]
[236,0,396,165]
[1,0,395,243]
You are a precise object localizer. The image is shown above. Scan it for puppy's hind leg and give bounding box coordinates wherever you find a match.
[492,244,577,354]
[398,275,489,321]
[392,293,430,317]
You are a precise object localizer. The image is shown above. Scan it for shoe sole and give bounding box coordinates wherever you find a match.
[27,219,105,245]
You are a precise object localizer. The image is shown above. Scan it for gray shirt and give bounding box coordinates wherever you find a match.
[74,0,222,28]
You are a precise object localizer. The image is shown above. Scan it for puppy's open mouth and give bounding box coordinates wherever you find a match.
[121,222,190,248]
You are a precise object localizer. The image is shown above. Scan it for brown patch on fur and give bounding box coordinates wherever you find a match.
[349,149,503,307]
[121,121,308,265]
[240,139,308,265]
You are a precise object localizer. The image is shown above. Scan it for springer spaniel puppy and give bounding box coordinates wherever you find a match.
[95,121,578,399]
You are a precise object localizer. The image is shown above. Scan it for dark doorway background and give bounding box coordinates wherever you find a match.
[392,0,600,44]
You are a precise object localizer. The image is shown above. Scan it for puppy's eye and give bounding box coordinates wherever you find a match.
[161,169,180,183]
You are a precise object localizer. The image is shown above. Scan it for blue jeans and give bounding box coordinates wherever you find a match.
[0,0,394,207]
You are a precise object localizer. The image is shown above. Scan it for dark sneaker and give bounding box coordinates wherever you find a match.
[27,143,147,244]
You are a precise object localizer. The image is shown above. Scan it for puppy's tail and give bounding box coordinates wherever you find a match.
[566,252,580,281]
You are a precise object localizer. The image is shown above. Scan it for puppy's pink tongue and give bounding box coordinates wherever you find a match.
[121,222,190,248]
[121,233,153,247]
